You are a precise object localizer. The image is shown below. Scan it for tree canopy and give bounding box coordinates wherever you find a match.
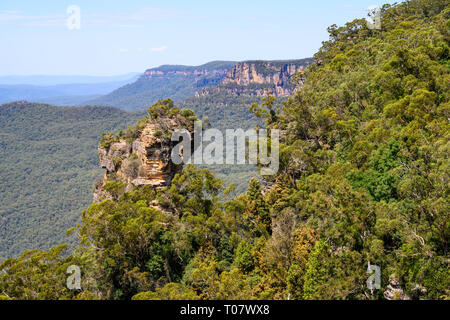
[1,0,448,300]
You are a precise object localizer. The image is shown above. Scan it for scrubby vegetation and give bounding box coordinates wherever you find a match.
[0,0,448,300]
[0,102,144,261]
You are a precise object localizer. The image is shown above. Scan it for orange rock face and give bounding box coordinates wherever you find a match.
[220,60,312,96]
[94,113,194,202]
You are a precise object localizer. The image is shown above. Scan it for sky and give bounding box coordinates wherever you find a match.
[0,0,394,76]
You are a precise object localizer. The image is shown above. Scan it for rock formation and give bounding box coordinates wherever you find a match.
[196,59,314,98]
[383,275,411,300]
[94,100,195,202]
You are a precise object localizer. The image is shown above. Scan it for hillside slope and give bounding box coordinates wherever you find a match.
[0,0,448,301]
[86,61,237,111]
[179,58,313,191]
[0,74,140,106]
[0,102,145,261]
[87,59,314,193]
[88,59,313,113]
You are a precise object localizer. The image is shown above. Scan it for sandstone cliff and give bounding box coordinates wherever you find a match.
[93,100,196,202]
[142,61,236,79]
[195,59,314,98]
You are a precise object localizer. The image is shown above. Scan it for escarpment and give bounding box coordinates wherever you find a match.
[221,60,308,87]
[195,58,314,98]
[94,99,196,202]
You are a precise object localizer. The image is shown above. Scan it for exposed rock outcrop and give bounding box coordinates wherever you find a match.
[196,59,314,98]
[142,61,235,79]
[383,275,411,300]
[222,61,306,86]
[94,101,195,202]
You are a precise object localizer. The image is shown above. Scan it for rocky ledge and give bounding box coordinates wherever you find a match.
[93,99,196,202]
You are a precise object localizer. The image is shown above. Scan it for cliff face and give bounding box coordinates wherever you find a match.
[142,61,236,79]
[144,68,228,78]
[221,61,303,86]
[88,59,313,111]
[143,59,314,96]
[94,102,195,202]
[195,59,314,98]
[87,61,238,111]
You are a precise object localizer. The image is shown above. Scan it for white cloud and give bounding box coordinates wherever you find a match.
[127,7,177,21]
[0,10,65,27]
[0,6,180,28]
[0,10,23,21]
[117,47,167,53]
[149,46,168,52]
[84,7,180,27]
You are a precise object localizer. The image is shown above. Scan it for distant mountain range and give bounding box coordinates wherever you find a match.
[87,59,314,111]
[0,73,140,106]
[0,59,314,109]
[86,61,237,110]
[0,73,141,86]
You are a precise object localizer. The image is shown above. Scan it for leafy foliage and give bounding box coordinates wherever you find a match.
[1,0,449,300]
[0,102,144,261]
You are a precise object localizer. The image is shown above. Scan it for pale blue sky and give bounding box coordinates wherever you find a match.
[0,0,394,76]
